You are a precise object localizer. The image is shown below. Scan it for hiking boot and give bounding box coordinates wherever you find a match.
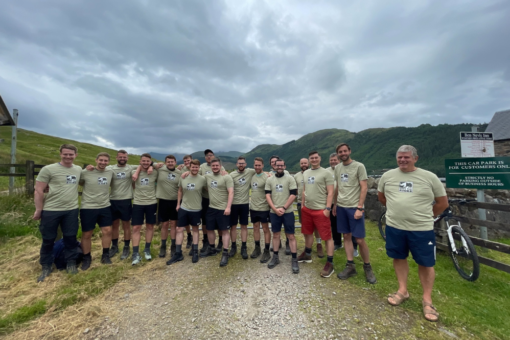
[38,266,52,282]
[144,250,152,261]
[159,245,167,258]
[120,246,130,260]
[101,254,112,265]
[186,234,193,249]
[81,256,92,271]
[200,244,218,257]
[170,244,176,257]
[297,251,312,263]
[363,263,377,284]
[192,250,199,263]
[216,240,223,252]
[337,263,357,280]
[220,252,229,267]
[166,252,184,265]
[200,239,209,254]
[66,261,78,275]
[228,244,237,257]
[260,249,271,263]
[250,245,261,258]
[316,244,324,258]
[285,239,291,255]
[292,258,300,274]
[109,244,119,258]
[241,246,248,260]
[268,254,280,269]
[131,253,142,265]
[321,262,335,278]
[353,249,359,257]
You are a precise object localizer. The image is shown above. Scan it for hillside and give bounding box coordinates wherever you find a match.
[242,124,488,176]
[149,151,242,170]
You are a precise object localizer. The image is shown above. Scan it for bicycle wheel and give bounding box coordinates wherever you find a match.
[448,226,480,281]
[378,211,386,241]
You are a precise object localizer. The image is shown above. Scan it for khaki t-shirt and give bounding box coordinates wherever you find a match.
[265,175,297,214]
[156,166,182,200]
[36,163,82,211]
[378,168,447,231]
[335,161,368,208]
[293,172,305,202]
[80,168,114,209]
[303,167,334,210]
[326,166,338,191]
[131,169,158,205]
[199,163,224,199]
[108,164,137,200]
[230,168,256,205]
[205,173,233,210]
[251,172,269,212]
[179,175,206,211]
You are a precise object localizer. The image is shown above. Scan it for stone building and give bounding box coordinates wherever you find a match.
[486,109,510,156]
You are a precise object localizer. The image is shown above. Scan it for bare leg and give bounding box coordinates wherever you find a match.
[161,221,170,241]
[112,219,120,241]
[122,220,131,241]
[253,222,261,242]
[287,233,297,253]
[325,238,334,257]
[170,220,177,240]
[207,230,216,246]
[304,234,314,249]
[241,225,248,243]
[230,225,237,242]
[132,225,142,247]
[101,227,112,248]
[81,230,93,254]
[192,226,200,245]
[344,233,355,261]
[221,230,230,250]
[419,265,435,304]
[176,227,185,246]
[262,223,271,244]
[388,259,410,304]
[356,237,370,263]
[273,232,281,252]
[145,224,155,243]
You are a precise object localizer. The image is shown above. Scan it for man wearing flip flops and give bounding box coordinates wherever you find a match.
[377,145,448,322]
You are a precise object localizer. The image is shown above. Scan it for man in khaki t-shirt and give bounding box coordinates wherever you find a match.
[33,144,82,281]
[333,143,375,284]
[250,157,272,262]
[130,153,159,265]
[378,145,448,322]
[167,160,207,265]
[326,153,343,250]
[265,159,299,273]
[298,151,335,278]
[79,152,115,270]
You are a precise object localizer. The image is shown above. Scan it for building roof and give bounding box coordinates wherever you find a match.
[0,95,15,126]
[486,109,510,141]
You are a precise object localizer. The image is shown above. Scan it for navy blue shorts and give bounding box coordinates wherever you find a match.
[178,209,202,227]
[110,199,132,222]
[230,203,249,226]
[250,210,270,224]
[269,212,295,234]
[206,208,231,231]
[158,199,178,222]
[336,207,366,238]
[385,225,436,267]
[80,207,113,232]
[201,198,209,225]
[132,204,157,226]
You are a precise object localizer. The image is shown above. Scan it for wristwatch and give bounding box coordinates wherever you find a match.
[325,207,331,211]
[357,207,364,211]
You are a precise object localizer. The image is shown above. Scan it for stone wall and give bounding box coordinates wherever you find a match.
[364,177,510,240]
[495,139,510,157]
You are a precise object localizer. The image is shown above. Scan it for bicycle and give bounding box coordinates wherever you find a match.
[378,199,480,281]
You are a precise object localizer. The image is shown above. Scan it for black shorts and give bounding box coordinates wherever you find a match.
[131,204,157,226]
[250,210,270,224]
[206,208,231,231]
[201,197,210,225]
[230,203,249,226]
[178,209,202,227]
[110,199,132,222]
[269,212,295,234]
[80,207,113,232]
[158,199,178,222]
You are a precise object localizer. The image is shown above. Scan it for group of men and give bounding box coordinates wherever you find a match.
[33,143,446,322]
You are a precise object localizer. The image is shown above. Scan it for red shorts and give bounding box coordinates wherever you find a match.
[301,205,332,240]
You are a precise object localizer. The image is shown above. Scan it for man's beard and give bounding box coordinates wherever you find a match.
[118,160,127,165]
[300,166,308,171]
[237,166,245,172]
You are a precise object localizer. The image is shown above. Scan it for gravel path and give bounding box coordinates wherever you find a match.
[83,248,458,340]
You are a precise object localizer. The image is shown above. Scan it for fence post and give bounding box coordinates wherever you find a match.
[471,125,488,241]
[9,109,18,195]
[25,160,35,196]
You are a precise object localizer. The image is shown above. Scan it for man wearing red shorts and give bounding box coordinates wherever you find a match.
[297,151,335,277]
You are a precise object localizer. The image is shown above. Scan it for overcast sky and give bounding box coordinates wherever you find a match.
[1,0,509,154]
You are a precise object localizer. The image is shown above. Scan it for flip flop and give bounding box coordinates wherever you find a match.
[422,301,439,322]
[387,291,409,306]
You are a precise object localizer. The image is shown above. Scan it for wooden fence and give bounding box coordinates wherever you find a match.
[0,161,45,195]
[436,201,510,274]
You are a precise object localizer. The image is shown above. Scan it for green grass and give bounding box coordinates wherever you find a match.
[0,300,47,333]
[329,220,510,340]
[0,194,40,240]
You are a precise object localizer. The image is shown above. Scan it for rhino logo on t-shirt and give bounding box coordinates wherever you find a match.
[238,178,246,186]
[187,183,195,190]
[140,178,149,186]
[307,176,315,184]
[117,172,126,179]
[276,184,283,192]
[399,182,413,192]
[211,181,218,189]
[98,177,108,185]
[252,182,258,190]
[168,173,176,181]
[66,175,77,184]
[341,174,349,182]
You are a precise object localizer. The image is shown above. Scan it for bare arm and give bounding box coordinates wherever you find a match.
[265,193,277,213]
[132,165,142,181]
[33,181,48,220]
[177,187,183,210]
[357,180,368,208]
[283,194,296,211]
[378,191,386,206]
[433,196,449,216]
[326,184,334,207]
[225,187,234,215]
[181,171,190,179]
[301,183,306,206]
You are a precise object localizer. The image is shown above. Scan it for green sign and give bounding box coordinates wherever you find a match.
[445,157,510,189]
